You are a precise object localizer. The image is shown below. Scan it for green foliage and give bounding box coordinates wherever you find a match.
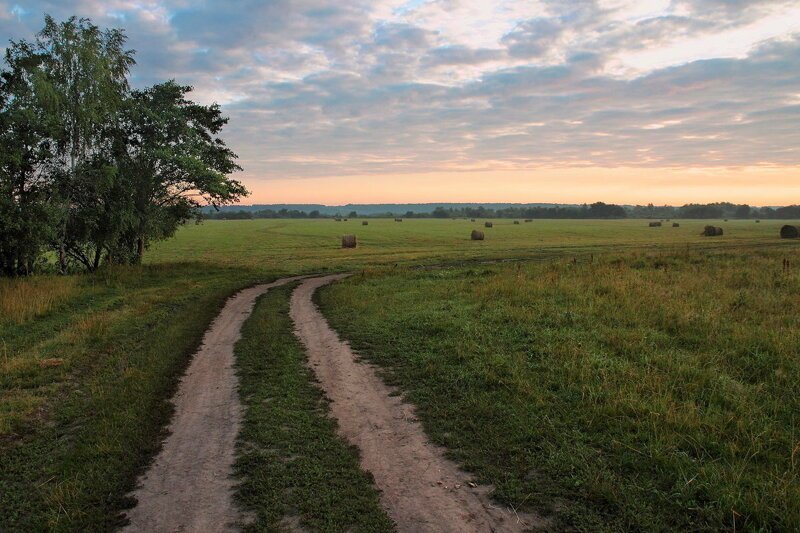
[108,81,245,263]
[0,16,246,276]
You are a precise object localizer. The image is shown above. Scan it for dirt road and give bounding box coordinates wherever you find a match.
[123,276,307,532]
[124,273,539,532]
[290,274,540,532]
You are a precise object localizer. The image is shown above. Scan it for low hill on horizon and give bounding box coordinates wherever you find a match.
[205,203,578,216]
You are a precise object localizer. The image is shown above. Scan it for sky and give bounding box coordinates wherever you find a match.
[1,0,799,205]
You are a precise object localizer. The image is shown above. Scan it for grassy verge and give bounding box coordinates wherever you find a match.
[0,264,262,531]
[317,248,800,530]
[234,284,393,532]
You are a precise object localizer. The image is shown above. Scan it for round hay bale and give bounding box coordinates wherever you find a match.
[471,230,485,240]
[362,221,369,226]
[484,221,493,228]
[756,220,761,223]
[341,235,357,248]
[513,220,520,225]
[702,225,723,236]
[395,218,403,222]
[672,222,680,227]
[649,221,662,227]
[780,225,800,239]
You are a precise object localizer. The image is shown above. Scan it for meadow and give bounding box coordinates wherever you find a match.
[319,248,800,530]
[1,217,798,530]
[145,217,789,271]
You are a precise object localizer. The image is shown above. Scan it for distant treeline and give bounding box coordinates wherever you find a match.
[207,202,800,220]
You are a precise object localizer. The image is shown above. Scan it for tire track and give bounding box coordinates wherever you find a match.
[290,274,543,532]
[123,275,307,532]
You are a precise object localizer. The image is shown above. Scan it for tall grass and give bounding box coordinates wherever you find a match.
[0,276,78,325]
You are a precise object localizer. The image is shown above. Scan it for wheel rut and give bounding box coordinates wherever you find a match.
[290,274,542,532]
[124,273,541,532]
[123,275,307,532]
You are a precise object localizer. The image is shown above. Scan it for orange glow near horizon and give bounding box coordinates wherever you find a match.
[237,165,800,206]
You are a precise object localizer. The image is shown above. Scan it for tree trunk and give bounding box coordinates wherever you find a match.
[93,246,102,271]
[135,237,144,265]
[58,245,67,274]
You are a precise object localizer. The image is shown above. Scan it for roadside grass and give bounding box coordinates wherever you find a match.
[0,263,262,531]
[234,284,393,532]
[317,248,800,530]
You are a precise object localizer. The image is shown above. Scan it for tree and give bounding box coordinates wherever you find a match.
[432,206,449,218]
[734,204,751,219]
[110,81,246,263]
[587,202,626,218]
[0,16,246,274]
[5,15,135,272]
[0,63,57,275]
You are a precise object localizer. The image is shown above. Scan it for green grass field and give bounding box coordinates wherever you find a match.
[1,218,798,530]
[146,218,792,271]
[318,248,800,530]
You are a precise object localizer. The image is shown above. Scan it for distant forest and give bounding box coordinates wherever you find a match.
[205,202,800,220]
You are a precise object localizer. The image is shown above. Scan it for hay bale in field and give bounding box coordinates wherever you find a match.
[513,220,520,225]
[484,221,493,228]
[524,219,532,222]
[756,220,761,223]
[471,230,485,240]
[395,218,403,222]
[702,225,723,236]
[343,218,348,221]
[649,221,662,227]
[341,235,357,248]
[672,222,680,227]
[780,225,800,238]
[334,218,341,222]
[362,220,369,225]
[470,218,475,222]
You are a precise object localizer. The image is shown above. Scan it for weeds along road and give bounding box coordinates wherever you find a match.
[124,273,536,532]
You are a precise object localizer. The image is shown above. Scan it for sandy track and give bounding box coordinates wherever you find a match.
[123,275,307,532]
[290,274,541,532]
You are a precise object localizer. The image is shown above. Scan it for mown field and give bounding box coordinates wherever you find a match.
[146,218,790,271]
[1,218,798,530]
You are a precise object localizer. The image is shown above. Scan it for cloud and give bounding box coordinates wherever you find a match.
[0,0,798,185]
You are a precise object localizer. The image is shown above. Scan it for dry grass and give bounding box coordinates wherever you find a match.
[0,276,78,325]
